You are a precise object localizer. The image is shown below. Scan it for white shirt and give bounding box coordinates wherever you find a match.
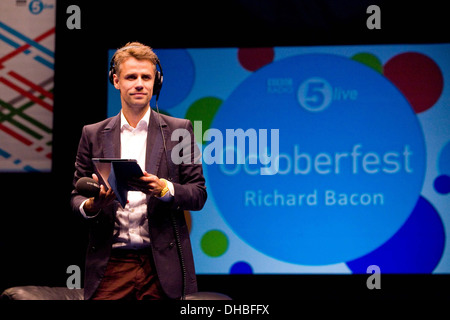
[80,108,174,250]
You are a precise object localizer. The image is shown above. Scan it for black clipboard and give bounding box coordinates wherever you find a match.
[92,158,144,208]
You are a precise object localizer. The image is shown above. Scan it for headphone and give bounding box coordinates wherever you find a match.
[108,46,164,99]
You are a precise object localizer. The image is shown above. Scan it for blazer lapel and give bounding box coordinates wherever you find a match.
[145,109,167,175]
[145,110,169,210]
[101,113,121,158]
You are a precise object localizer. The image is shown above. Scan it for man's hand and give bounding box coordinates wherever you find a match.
[83,173,116,214]
[128,171,166,197]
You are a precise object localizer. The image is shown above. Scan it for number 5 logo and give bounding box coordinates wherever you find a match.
[29,0,44,15]
[298,77,333,112]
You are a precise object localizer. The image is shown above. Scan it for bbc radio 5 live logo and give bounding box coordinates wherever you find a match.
[28,0,54,15]
[206,53,435,266]
[297,77,357,112]
[268,75,359,113]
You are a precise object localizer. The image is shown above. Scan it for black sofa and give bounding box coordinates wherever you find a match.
[0,286,231,300]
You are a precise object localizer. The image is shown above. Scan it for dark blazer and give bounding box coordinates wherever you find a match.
[70,109,207,300]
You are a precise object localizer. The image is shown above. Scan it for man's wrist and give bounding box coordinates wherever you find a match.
[159,178,169,197]
[80,199,100,218]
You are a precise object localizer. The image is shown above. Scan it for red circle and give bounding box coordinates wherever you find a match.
[238,47,275,72]
[384,52,443,113]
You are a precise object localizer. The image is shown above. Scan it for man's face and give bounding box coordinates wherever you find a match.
[113,57,155,110]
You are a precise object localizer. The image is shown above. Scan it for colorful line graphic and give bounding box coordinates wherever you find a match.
[0,3,55,172]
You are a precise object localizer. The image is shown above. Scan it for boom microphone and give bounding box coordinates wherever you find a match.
[75,177,100,198]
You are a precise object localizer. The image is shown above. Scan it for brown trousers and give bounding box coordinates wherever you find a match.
[91,248,167,300]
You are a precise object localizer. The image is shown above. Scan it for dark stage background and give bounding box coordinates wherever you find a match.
[1,0,449,300]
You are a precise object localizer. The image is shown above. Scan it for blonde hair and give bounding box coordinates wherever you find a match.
[112,42,159,76]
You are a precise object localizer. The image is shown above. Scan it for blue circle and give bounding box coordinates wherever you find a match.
[206,54,426,265]
[434,175,450,194]
[230,261,253,274]
[347,196,445,273]
[151,49,195,109]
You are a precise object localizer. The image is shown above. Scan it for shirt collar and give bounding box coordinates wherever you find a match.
[120,107,151,131]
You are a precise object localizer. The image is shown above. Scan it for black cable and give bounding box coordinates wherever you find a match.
[155,96,187,300]
[170,211,187,300]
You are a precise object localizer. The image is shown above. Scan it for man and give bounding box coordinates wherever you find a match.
[70,42,207,300]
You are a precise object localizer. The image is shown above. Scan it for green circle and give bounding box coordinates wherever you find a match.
[351,52,383,74]
[185,97,223,144]
[200,230,228,257]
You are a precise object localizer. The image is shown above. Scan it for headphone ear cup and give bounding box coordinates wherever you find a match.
[108,68,114,85]
[153,70,162,97]
[108,58,115,85]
